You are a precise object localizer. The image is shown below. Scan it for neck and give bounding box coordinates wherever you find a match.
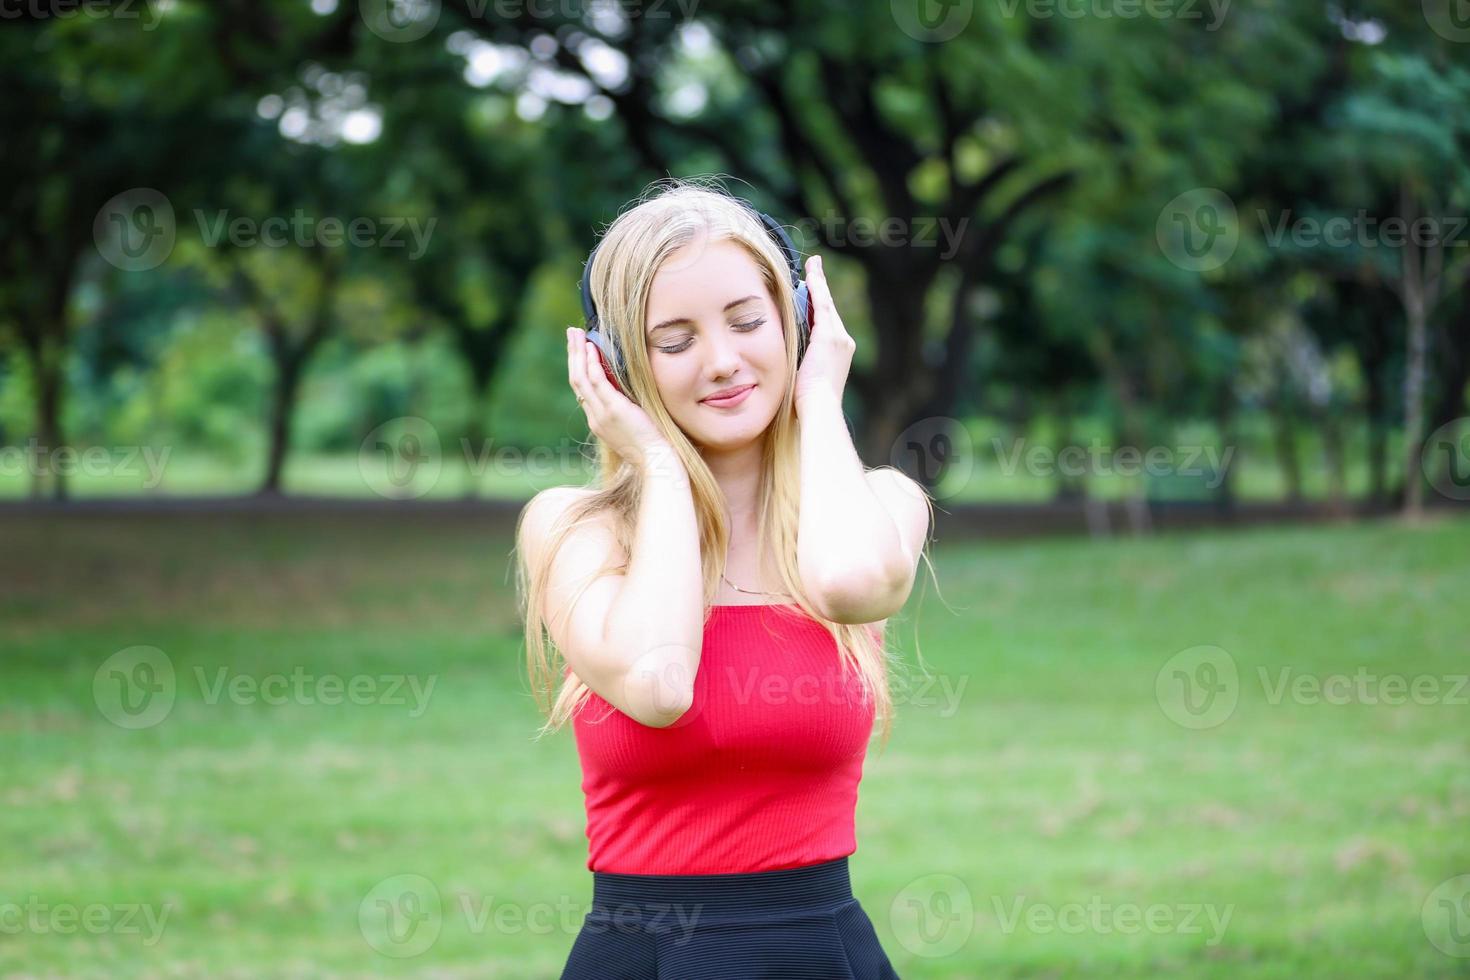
[699,436,765,533]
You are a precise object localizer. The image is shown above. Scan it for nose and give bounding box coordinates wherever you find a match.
[702,326,742,381]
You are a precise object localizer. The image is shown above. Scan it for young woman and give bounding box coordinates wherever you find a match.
[515,178,934,978]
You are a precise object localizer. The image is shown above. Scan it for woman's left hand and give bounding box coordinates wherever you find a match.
[794,254,856,411]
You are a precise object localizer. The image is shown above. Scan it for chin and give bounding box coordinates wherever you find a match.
[688,419,776,452]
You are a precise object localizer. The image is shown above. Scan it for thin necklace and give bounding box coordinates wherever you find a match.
[720,571,787,597]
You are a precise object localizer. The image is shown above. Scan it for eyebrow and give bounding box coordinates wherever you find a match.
[648,295,761,334]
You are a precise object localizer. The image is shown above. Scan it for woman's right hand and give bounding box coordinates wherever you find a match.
[566,327,676,473]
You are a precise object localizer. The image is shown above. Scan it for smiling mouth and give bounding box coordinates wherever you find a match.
[701,384,755,406]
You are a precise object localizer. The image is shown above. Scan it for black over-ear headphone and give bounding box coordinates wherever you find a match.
[578,201,812,397]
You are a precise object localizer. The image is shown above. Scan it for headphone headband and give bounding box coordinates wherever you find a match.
[754,210,805,291]
[578,237,598,323]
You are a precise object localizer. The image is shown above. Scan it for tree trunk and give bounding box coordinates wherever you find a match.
[1426,296,1470,456]
[20,325,70,501]
[1397,181,1441,519]
[1102,362,1149,532]
[858,383,938,481]
[1364,363,1388,507]
[1320,413,1347,515]
[1115,415,1152,534]
[1213,388,1237,515]
[1271,402,1303,505]
[259,358,301,496]
[1401,293,1429,517]
[1053,403,1083,501]
[233,251,340,497]
[855,266,938,475]
[462,366,492,499]
[1415,294,1469,498]
[23,255,78,501]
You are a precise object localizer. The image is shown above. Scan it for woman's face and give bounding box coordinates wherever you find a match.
[643,237,788,452]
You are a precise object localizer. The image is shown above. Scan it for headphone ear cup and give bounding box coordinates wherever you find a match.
[580,247,630,397]
[793,280,811,365]
[584,321,629,397]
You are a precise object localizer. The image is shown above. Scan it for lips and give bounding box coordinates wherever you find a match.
[701,383,755,407]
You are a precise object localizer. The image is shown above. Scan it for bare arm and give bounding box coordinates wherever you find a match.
[791,253,931,625]
[601,448,704,724]
[796,393,929,624]
[521,447,703,727]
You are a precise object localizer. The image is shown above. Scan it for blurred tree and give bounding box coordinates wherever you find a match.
[226,246,344,495]
[0,21,195,498]
[438,0,1393,503]
[1307,52,1470,516]
[7,0,1468,514]
[172,123,382,495]
[442,0,1092,473]
[1429,290,1470,449]
[984,228,1100,500]
[0,3,355,498]
[365,50,552,495]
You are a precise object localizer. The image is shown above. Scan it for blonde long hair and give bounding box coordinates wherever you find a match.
[516,177,934,747]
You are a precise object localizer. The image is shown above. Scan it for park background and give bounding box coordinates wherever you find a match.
[3,0,1469,977]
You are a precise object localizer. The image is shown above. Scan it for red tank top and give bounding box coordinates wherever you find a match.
[572,603,878,875]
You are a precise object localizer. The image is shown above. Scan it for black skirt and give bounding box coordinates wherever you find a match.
[560,856,902,979]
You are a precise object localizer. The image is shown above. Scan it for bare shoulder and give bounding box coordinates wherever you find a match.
[519,485,594,531]
[517,486,610,566]
[517,486,635,706]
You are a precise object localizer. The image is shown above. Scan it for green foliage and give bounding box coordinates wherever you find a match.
[1,1,1466,501]
[4,513,1467,976]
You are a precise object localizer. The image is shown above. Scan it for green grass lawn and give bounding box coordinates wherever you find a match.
[2,511,1467,978]
[0,413,1402,503]
[0,446,1380,503]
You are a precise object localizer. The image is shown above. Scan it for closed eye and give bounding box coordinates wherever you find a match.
[656,317,766,354]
